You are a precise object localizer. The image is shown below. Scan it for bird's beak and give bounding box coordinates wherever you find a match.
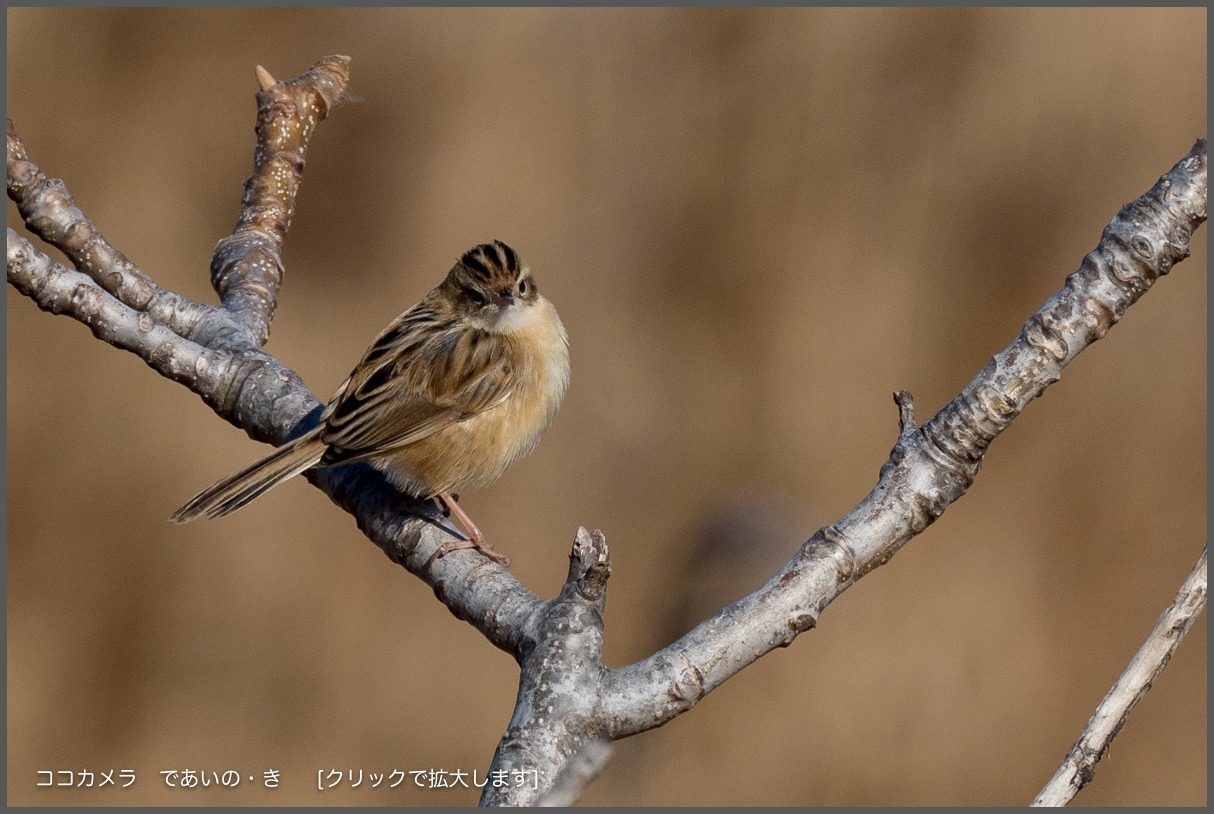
[494,289,515,307]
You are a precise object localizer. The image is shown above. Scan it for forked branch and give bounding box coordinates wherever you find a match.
[7,56,1206,806]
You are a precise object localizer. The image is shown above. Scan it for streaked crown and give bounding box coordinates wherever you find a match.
[445,240,539,311]
[459,240,524,283]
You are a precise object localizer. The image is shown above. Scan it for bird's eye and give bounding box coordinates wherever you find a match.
[518,279,528,296]
[465,287,487,306]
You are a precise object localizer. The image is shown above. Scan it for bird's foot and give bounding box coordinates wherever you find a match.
[426,492,511,569]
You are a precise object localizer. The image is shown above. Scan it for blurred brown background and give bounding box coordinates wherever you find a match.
[7,7,1206,807]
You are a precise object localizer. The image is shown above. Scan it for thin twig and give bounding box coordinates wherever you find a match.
[1032,548,1207,807]
[536,739,614,807]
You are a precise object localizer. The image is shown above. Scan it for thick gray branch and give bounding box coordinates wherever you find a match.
[6,118,222,339]
[600,140,1207,737]
[479,140,1205,805]
[6,58,544,658]
[8,53,1206,806]
[1032,548,1207,807]
[482,529,611,806]
[6,229,235,393]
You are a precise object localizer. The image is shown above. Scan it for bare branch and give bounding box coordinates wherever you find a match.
[1032,548,1207,807]
[210,54,351,345]
[7,53,1205,807]
[536,738,614,807]
[477,140,1205,805]
[599,139,1207,739]
[6,119,220,339]
[6,229,235,394]
[6,58,546,658]
[482,528,611,806]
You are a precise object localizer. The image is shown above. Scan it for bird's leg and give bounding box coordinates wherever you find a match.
[427,492,512,568]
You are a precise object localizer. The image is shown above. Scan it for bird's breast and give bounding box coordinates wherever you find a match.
[380,298,569,497]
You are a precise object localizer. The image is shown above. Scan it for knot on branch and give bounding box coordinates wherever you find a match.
[518,528,611,654]
[1097,138,1207,302]
[255,55,352,127]
[894,389,916,434]
[801,524,857,584]
[881,390,920,477]
[6,118,36,192]
[566,527,611,602]
[253,56,351,154]
[668,653,706,703]
[191,349,316,445]
[918,397,992,482]
[885,385,989,509]
[210,232,285,343]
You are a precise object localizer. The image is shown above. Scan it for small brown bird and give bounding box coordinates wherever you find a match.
[171,240,570,567]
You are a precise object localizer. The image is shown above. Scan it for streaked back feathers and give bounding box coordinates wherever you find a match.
[171,238,568,526]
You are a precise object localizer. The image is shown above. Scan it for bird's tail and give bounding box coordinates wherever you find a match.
[170,428,327,523]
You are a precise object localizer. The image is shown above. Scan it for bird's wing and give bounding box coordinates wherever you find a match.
[317,302,514,463]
